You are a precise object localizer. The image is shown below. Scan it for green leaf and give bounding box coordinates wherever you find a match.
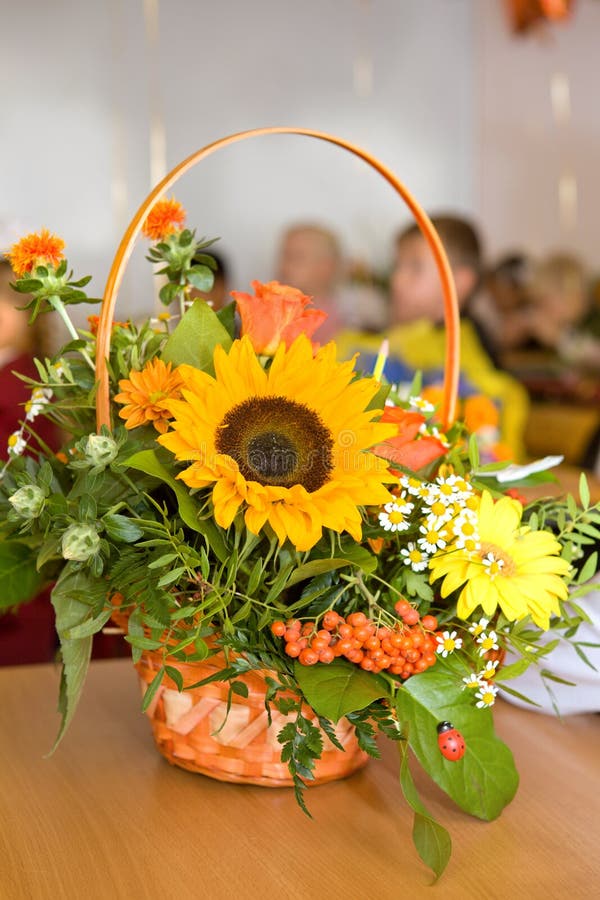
[294,658,389,722]
[103,513,144,543]
[579,472,590,509]
[124,448,227,561]
[142,667,165,711]
[399,746,452,882]
[187,265,214,292]
[165,665,184,691]
[0,542,45,609]
[48,567,95,751]
[216,302,236,337]
[493,656,535,681]
[395,664,519,820]
[64,607,113,639]
[161,299,231,371]
[287,551,376,588]
[576,550,598,586]
[159,282,182,306]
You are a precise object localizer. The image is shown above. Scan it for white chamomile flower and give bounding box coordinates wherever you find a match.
[468,617,489,637]
[435,475,462,501]
[422,496,452,521]
[378,500,414,533]
[478,660,499,680]
[400,543,429,572]
[7,431,27,456]
[475,683,499,708]
[436,630,463,657]
[462,673,484,691]
[418,520,447,554]
[477,630,499,657]
[481,551,505,580]
[428,426,450,448]
[452,515,480,551]
[409,396,435,414]
[399,474,423,497]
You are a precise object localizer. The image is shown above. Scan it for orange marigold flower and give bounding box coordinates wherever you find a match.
[463,394,499,433]
[231,280,327,356]
[114,358,183,434]
[7,229,65,277]
[87,315,130,336]
[142,197,187,241]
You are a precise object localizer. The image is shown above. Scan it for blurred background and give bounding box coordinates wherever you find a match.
[1,0,599,468]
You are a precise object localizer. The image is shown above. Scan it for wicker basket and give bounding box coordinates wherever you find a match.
[99,127,460,787]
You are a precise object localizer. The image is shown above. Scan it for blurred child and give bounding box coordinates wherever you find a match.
[337,216,529,459]
[529,253,600,368]
[472,253,536,356]
[276,223,386,340]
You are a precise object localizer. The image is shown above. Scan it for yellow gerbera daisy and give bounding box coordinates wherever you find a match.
[158,335,397,551]
[428,491,571,630]
[115,357,183,434]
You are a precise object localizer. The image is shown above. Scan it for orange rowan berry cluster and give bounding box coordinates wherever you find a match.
[271,604,439,679]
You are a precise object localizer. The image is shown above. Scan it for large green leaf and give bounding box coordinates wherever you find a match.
[125,448,227,561]
[398,745,452,882]
[396,664,519,821]
[294,658,389,722]
[161,299,231,370]
[0,542,44,609]
[49,567,95,751]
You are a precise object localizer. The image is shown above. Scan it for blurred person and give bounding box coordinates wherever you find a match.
[471,253,536,356]
[528,253,591,359]
[337,215,529,459]
[276,223,386,341]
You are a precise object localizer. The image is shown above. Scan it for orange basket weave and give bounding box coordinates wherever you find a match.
[98,127,461,787]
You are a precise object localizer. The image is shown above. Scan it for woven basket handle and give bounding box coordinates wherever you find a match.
[96,126,460,429]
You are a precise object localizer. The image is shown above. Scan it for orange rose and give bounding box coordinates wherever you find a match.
[373,407,447,471]
[230,280,327,355]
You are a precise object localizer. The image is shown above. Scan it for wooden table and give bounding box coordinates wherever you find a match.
[1,661,599,899]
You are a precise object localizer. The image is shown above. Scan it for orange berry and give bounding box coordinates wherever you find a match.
[353,625,372,643]
[311,637,329,653]
[316,629,332,644]
[347,612,368,628]
[322,611,340,630]
[337,638,353,655]
[411,632,424,649]
[398,635,413,651]
[338,623,353,639]
[389,632,404,649]
[302,622,315,636]
[360,658,375,671]
[403,608,420,626]
[299,648,319,666]
[414,658,429,672]
[319,647,335,664]
[286,619,301,631]
[394,600,411,617]
[405,649,421,663]
[379,655,391,669]
[284,628,300,643]
[271,621,286,637]
[285,641,302,658]
[347,649,364,664]
[421,615,438,631]
[377,627,392,641]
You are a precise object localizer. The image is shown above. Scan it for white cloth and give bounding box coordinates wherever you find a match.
[501,578,600,715]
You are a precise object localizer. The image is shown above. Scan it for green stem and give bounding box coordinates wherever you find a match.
[48,295,95,371]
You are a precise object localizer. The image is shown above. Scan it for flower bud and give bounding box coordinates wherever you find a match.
[8,484,45,519]
[84,434,118,468]
[61,524,100,562]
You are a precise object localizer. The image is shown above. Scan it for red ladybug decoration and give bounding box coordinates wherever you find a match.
[437,721,465,761]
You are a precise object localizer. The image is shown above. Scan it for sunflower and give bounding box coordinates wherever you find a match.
[428,491,570,630]
[115,358,183,434]
[158,335,397,550]
[142,197,186,241]
[7,229,65,277]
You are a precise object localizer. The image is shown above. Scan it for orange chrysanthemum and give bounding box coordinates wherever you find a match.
[142,197,187,241]
[7,229,65,277]
[114,357,184,434]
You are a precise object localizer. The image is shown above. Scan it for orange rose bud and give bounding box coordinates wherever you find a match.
[231,280,327,355]
[7,229,65,277]
[373,407,447,471]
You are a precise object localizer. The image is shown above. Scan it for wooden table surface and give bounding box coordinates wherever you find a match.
[1,660,599,899]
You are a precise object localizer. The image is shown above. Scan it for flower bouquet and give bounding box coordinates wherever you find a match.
[2,136,599,881]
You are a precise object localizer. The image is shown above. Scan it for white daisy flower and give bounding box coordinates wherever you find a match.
[462,673,485,691]
[378,500,414,532]
[468,617,489,637]
[7,431,27,456]
[482,551,505,580]
[428,426,450,448]
[400,543,429,572]
[477,630,499,657]
[436,630,463,657]
[452,514,480,551]
[399,474,424,497]
[478,660,499,681]
[422,496,454,522]
[409,396,435,414]
[475,683,499,708]
[418,520,447,554]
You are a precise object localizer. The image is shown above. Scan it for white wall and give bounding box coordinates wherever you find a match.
[0,0,475,318]
[474,0,600,267]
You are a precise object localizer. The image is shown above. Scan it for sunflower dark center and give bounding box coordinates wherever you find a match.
[215,395,334,492]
